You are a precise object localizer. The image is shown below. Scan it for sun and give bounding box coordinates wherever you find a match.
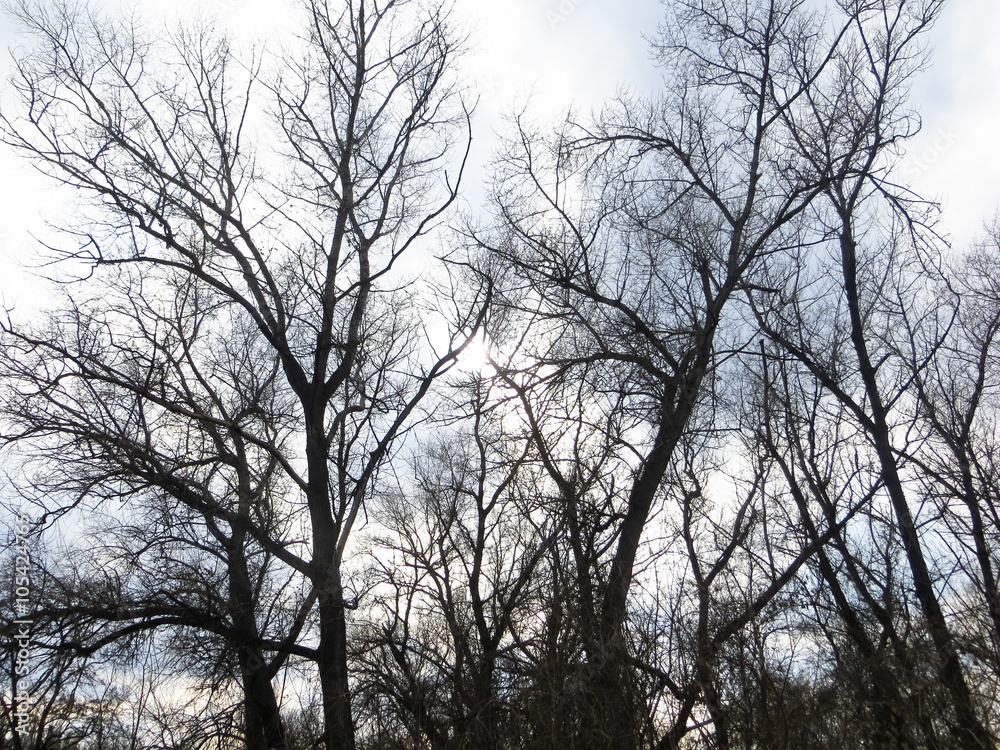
[455,333,495,374]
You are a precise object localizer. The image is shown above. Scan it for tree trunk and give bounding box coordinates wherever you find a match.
[229,528,288,750]
[318,574,354,750]
[839,225,994,750]
[238,645,288,750]
[305,413,355,750]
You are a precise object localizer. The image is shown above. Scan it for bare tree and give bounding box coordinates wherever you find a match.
[751,335,946,749]
[1,273,313,748]
[0,1,479,748]
[748,0,995,744]
[469,0,942,745]
[909,224,1000,664]
[4,0,995,748]
[351,376,557,750]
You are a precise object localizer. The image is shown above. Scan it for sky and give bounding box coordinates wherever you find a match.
[0,0,996,309]
[904,0,1000,246]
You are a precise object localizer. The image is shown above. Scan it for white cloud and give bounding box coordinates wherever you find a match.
[903,0,1000,247]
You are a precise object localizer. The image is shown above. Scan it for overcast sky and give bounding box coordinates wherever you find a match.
[0,0,996,309]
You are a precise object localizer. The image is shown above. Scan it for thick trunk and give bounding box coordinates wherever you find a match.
[594,337,716,750]
[238,646,288,750]
[600,421,677,633]
[582,417,677,750]
[304,412,355,750]
[318,573,354,750]
[467,662,500,750]
[695,589,729,750]
[229,522,288,750]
